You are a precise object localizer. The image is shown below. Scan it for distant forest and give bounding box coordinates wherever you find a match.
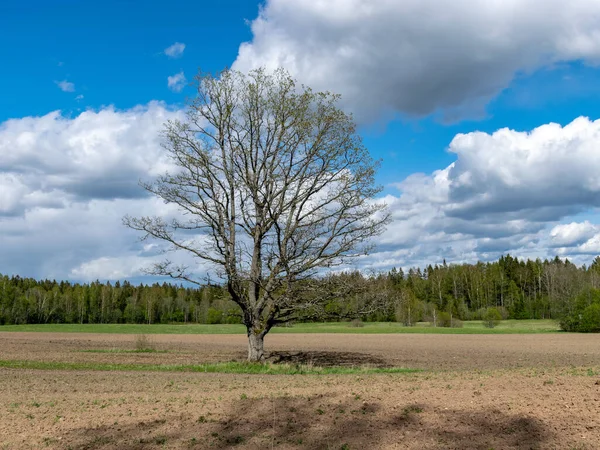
[2,254,600,331]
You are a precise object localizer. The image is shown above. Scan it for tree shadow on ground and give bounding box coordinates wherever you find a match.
[423,409,550,449]
[267,350,391,368]
[208,397,553,450]
[62,396,555,449]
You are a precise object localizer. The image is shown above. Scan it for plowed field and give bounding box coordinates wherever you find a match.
[1,332,599,449]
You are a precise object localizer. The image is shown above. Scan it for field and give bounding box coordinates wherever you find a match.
[0,319,560,334]
[0,324,599,449]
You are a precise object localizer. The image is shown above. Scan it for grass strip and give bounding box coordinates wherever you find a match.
[80,349,168,354]
[0,319,561,334]
[0,359,420,375]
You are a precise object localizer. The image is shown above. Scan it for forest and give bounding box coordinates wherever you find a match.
[1,254,600,331]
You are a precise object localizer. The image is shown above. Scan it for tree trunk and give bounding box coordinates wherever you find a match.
[247,331,265,362]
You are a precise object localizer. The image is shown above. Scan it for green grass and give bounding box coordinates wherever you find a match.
[0,359,420,375]
[80,349,168,354]
[0,319,560,334]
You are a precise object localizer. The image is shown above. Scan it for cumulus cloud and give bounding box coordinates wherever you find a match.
[167,71,186,92]
[443,117,600,219]
[2,107,600,281]
[0,196,186,281]
[233,0,600,122]
[0,173,65,217]
[0,103,188,280]
[0,173,29,216]
[550,222,600,256]
[550,221,599,247]
[376,116,600,268]
[573,234,600,255]
[55,80,75,92]
[0,102,182,205]
[164,42,185,58]
[70,255,149,280]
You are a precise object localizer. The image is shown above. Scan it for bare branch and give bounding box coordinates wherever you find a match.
[124,67,390,361]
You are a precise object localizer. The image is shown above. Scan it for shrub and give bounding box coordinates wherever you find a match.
[559,288,600,332]
[437,311,452,328]
[224,308,243,324]
[170,311,185,323]
[482,307,502,328]
[430,311,463,328]
[206,307,224,324]
[451,318,464,328]
[497,306,510,320]
[580,303,600,332]
[559,315,578,332]
[348,319,364,328]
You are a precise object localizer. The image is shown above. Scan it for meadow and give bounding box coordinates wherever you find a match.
[0,319,560,335]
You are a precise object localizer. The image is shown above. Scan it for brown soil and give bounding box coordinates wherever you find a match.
[0,332,599,449]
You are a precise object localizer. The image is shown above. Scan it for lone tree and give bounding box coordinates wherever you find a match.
[124,68,389,361]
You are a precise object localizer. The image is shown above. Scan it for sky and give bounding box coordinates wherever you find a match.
[2,0,600,283]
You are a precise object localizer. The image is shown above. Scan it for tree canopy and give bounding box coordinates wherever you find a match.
[124,68,389,360]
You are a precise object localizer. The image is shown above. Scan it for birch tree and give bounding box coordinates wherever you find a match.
[124,68,389,361]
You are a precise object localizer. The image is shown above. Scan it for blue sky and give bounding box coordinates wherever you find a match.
[0,0,255,119]
[2,0,600,282]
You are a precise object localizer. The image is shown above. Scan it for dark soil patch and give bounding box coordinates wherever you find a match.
[268,350,390,368]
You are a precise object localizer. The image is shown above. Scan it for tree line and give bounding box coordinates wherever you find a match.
[1,254,599,330]
[0,277,237,326]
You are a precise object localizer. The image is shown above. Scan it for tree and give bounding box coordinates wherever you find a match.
[559,287,600,332]
[395,287,422,326]
[124,68,389,361]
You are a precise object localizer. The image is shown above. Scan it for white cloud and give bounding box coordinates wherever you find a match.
[550,221,599,247]
[2,107,600,281]
[574,234,600,255]
[233,0,600,122]
[0,103,187,279]
[167,71,186,92]
[0,102,181,203]
[0,196,183,281]
[0,173,65,216]
[55,80,75,92]
[373,116,600,269]
[164,42,185,58]
[75,94,84,101]
[551,223,600,256]
[443,117,600,219]
[0,173,29,216]
[70,255,148,280]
